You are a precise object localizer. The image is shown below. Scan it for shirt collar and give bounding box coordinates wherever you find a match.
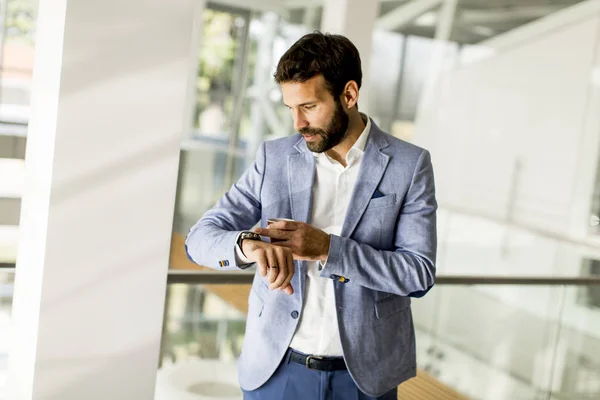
[352,113,371,153]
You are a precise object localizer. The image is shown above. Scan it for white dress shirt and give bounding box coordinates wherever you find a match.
[289,115,371,356]
[238,115,371,357]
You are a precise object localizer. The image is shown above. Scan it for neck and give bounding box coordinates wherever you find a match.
[326,110,365,166]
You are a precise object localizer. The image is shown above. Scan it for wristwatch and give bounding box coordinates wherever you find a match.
[237,231,262,248]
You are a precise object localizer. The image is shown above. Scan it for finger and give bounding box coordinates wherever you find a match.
[277,252,294,293]
[267,220,299,231]
[266,250,279,285]
[279,251,295,292]
[255,228,290,241]
[255,249,268,277]
[270,248,289,290]
[271,241,302,261]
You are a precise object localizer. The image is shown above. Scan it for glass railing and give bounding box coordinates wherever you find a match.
[412,279,600,400]
[158,271,600,400]
[157,281,247,400]
[0,266,14,399]
[1,263,599,399]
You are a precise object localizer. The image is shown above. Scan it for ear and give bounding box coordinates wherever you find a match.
[341,81,359,110]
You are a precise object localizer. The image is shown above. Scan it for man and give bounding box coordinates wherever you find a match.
[185,32,437,400]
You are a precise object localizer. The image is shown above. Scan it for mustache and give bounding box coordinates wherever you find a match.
[299,128,325,136]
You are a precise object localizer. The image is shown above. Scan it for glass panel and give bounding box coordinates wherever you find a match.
[173,5,319,238]
[159,280,600,399]
[0,0,37,393]
[157,283,247,399]
[193,7,248,139]
[1,0,37,125]
[549,284,600,399]
[174,3,253,235]
[413,283,600,399]
[0,269,14,397]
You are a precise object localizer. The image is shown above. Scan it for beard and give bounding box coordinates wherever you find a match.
[299,100,349,153]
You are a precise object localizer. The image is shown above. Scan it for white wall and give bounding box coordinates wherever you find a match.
[415,0,600,244]
[412,2,600,391]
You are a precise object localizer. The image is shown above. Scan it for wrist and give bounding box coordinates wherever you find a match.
[238,231,262,258]
[241,238,261,257]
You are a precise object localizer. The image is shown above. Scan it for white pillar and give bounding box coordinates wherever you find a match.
[321,0,379,114]
[7,0,198,399]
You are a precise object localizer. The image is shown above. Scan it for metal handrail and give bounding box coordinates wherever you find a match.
[3,265,599,285]
[168,269,255,284]
[166,269,600,286]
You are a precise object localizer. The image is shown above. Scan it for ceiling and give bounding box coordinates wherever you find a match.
[283,0,586,44]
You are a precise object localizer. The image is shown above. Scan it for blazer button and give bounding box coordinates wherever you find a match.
[291,311,299,319]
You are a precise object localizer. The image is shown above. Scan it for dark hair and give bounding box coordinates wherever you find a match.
[274,31,362,100]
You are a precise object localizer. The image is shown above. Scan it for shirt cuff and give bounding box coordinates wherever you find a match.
[319,235,332,268]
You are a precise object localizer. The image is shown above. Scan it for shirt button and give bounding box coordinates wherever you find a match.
[291,311,299,319]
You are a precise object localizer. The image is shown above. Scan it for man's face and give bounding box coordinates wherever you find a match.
[280,75,349,153]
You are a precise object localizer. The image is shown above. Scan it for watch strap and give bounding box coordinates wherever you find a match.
[237,231,261,247]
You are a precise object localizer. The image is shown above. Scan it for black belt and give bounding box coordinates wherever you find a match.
[289,349,347,371]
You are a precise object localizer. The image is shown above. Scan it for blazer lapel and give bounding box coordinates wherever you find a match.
[341,124,390,238]
[288,137,316,224]
[288,137,315,303]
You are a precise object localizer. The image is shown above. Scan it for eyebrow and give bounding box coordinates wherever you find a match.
[283,101,317,108]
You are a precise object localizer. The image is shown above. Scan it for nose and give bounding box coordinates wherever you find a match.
[292,110,309,132]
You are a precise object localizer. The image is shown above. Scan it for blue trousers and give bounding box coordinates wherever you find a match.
[242,349,398,400]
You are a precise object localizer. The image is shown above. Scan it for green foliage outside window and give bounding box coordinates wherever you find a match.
[5,0,36,42]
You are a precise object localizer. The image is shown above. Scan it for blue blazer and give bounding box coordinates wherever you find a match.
[185,119,437,397]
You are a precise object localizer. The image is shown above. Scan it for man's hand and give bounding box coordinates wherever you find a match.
[241,239,295,295]
[254,220,330,263]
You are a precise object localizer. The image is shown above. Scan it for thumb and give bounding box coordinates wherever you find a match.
[283,284,294,295]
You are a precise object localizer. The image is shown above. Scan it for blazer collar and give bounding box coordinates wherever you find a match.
[291,118,391,238]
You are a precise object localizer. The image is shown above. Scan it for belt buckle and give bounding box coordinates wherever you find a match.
[305,355,323,370]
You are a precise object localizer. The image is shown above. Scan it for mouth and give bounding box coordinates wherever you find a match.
[302,133,318,142]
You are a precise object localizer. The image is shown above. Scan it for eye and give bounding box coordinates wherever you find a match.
[304,105,316,110]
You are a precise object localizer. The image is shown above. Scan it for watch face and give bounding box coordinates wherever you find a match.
[241,232,260,241]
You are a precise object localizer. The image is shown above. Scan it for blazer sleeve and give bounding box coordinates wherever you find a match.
[320,149,437,297]
[184,142,265,270]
